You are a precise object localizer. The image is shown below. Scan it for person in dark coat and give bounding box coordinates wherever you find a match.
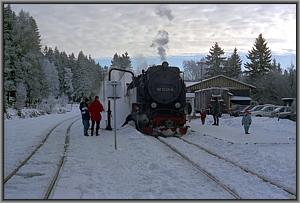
[212,97,220,126]
[79,97,90,136]
[242,110,252,134]
[88,96,104,136]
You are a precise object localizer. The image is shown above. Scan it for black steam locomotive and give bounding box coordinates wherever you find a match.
[123,61,188,136]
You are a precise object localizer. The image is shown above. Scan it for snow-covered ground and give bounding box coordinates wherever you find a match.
[3,112,296,199]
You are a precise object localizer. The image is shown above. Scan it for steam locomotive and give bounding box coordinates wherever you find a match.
[123,61,188,136]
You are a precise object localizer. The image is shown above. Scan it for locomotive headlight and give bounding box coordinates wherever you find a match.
[151,102,157,108]
[175,102,181,108]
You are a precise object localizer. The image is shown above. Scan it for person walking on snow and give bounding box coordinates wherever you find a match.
[89,96,104,136]
[79,97,90,136]
[212,97,220,126]
[200,108,207,125]
[242,110,252,134]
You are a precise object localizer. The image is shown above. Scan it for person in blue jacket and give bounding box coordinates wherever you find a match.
[242,110,252,134]
[79,97,90,136]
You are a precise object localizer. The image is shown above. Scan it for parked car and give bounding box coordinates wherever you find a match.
[239,105,254,116]
[249,105,265,112]
[271,106,291,117]
[228,105,247,117]
[277,106,295,120]
[278,111,294,120]
[251,105,278,117]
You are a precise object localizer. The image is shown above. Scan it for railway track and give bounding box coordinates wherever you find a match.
[178,136,296,198]
[191,130,295,145]
[4,116,80,199]
[4,116,78,184]
[43,118,79,199]
[156,136,296,199]
[156,137,241,199]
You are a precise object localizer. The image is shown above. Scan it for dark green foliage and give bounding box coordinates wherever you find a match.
[244,34,272,79]
[223,48,242,79]
[242,34,295,104]
[3,4,18,108]
[110,52,133,80]
[70,51,103,101]
[243,62,296,105]
[111,52,133,70]
[205,42,226,78]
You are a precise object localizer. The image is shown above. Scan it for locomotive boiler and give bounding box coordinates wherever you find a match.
[123,61,188,136]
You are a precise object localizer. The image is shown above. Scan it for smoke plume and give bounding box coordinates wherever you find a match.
[151,5,173,61]
[155,5,174,21]
[151,30,169,61]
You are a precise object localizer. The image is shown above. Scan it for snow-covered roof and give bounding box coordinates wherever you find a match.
[195,87,229,93]
[185,81,199,87]
[281,98,296,100]
[230,96,252,101]
[187,75,256,89]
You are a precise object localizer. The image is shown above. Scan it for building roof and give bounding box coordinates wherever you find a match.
[230,96,252,101]
[187,75,256,89]
[185,81,200,87]
[195,87,229,93]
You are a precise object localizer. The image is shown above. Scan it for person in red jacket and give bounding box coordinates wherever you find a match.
[88,96,104,136]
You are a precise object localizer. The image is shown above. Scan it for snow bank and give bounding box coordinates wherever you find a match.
[4,103,78,120]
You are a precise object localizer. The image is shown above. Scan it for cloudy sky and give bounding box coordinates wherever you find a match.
[11,4,296,64]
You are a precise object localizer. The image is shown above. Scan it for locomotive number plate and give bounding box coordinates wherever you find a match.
[156,87,174,92]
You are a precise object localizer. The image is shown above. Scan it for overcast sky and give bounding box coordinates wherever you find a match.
[11,4,296,60]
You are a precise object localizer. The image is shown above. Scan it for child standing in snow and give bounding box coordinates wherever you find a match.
[242,110,252,134]
[200,109,206,125]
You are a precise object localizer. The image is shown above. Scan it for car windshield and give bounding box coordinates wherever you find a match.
[251,106,264,111]
[261,106,274,111]
[274,107,283,112]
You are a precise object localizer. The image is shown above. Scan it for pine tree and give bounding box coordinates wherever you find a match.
[3,4,18,108]
[183,60,199,81]
[205,42,226,78]
[40,57,59,97]
[244,33,272,79]
[287,64,296,98]
[120,52,133,70]
[111,53,121,68]
[63,54,74,100]
[271,58,282,74]
[224,48,242,78]
[110,52,133,80]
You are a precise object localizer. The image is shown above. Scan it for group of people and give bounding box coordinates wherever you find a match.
[195,97,253,134]
[80,96,252,136]
[79,96,104,136]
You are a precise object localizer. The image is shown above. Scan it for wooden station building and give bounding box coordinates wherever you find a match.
[186,75,256,113]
